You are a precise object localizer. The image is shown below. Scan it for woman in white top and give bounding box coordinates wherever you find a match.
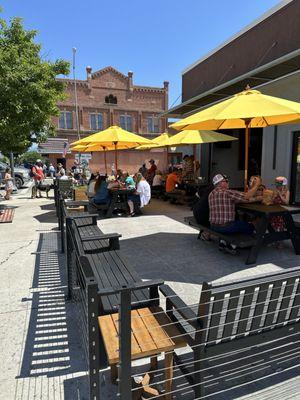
[128,173,151,216]
[4,167,14,200]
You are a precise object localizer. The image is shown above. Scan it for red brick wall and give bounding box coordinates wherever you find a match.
[51,66,169,171]
[89,149,168,175]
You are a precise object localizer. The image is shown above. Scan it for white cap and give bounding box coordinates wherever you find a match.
[213,174,225,186]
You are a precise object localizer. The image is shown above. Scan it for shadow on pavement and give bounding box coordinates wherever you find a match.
[120,232,299,285]
[15,231,89,398]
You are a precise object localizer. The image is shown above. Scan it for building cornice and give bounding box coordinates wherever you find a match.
[182,0,294,75]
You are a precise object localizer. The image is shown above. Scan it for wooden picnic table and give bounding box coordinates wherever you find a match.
[106,188,133,218]
[98,306,187,399]
[237,203,300,264]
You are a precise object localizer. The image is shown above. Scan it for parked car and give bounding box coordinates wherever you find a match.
[0,161,30,189]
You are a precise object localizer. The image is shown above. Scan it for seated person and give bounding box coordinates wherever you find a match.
[59,171,69,181]
[116,169,124,181]
[270,177,290,241]
[123,172,136,190]
[152,170,164,196]
[182,155,194,181]
[92,175,111,205]
[248,175,265,201]
[128,173,151,217]
[166,168,185,197]
[192,183,214,239]
[208,174,261,251]
[86,173,97,198]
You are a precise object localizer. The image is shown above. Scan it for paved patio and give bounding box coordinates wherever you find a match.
[1,188,300,399]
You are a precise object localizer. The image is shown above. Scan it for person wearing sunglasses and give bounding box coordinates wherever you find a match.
[208,173,262,253]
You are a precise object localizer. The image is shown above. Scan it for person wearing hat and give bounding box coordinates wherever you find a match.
[57,163,66,178]
[208,174,261,252]
[146,159,157,186]
[270,177,290,241]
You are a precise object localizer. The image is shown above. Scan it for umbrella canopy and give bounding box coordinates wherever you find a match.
[167,130,237,146]
[171,89,300,130]
[71,143,130,152]
[71,125,154,171]
[136,132,173,150]
[171,88,300,188]
[71,125,154,147]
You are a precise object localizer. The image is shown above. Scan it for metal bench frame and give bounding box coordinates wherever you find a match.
[160,266,300,398]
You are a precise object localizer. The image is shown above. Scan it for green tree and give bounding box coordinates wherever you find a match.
[17,150,44,165]
[0,16,70,155]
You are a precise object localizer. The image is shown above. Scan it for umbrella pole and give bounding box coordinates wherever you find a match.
[166,146,169,168]
[114,142,118,175]
[103,147,107,175]
[193,144,197,174]
[244,121,250,190]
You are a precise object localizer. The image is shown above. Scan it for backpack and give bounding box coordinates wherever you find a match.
[29,166,36,178]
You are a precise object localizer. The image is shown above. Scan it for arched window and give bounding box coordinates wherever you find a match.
[105,94,117,104]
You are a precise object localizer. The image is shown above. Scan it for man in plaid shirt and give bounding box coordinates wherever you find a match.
[209,174,261,235]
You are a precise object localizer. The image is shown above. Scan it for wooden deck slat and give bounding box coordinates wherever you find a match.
[98,307,187,365]
[0,208,14,223]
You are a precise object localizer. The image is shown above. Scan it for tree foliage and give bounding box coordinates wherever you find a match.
[17,150,44,165]
[0,16,70,154]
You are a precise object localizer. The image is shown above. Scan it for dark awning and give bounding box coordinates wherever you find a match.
[164,49,300,118]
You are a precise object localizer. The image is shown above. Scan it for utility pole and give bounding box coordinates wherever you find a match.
[72,47,81,141]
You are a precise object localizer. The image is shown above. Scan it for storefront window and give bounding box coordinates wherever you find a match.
[292,132,300,204]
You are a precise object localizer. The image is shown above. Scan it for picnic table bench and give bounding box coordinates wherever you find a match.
[185,203,300,264]
[184,216,256,262]
[237,203,300,263]
[160,265,300,398]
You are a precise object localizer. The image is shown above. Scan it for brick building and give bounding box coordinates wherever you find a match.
[39,66,169,173]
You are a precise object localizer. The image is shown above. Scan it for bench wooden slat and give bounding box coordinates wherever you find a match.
[264,280,286,328]
[277,277,299,324]
[111,312,141,355]
[108,250,149,304]
[250,282,272,333]
[101,251,142,305]
[88,253,119,313]
[207,292,226,343]
[222,288,242,339]
[288,278,300,321]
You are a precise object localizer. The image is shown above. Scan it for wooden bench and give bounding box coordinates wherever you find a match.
[72,255,164,400]
[185,216,256,263]
[58,198,92,252]
[160,266,300,398]
[85,251,161,315]
[54,179,74,216]
[66,216,121,298]
[72,216,121,254]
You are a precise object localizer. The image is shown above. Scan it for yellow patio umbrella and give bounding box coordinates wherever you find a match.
[71,143,130,174]
[136,132,173,150]
[71,125,154,172]
[171,88,300,188]
[167,130,237,146]
[168,130,237,179]
[136,132,173,168]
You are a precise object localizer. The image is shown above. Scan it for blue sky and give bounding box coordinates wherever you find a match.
[2,0,281,106]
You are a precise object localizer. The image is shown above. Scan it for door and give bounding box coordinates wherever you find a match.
[291,131,300,205]
[56,158,66,169]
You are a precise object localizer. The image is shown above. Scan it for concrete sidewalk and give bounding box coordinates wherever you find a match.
[0,190,300,399]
